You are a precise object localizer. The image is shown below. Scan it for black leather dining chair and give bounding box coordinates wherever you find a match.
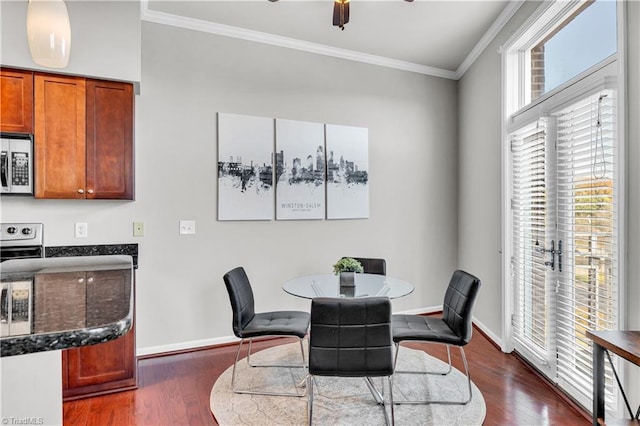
[223,266,310,397]
[307,297,395,425]
[344,257,387,275]
[392,269,481,405]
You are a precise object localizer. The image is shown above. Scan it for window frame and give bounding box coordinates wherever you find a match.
[501,1,627,413]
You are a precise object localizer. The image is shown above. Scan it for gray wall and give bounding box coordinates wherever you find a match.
[457,0,543,342]
[1,7,460,353]
[0,1,141,84]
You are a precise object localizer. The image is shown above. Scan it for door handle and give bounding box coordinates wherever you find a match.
[558,240,563,272]
[1,151,8,189]
[536,239,556,271]
[544,240,556,271]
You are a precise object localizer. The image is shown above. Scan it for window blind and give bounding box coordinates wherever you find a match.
[511,120,553,364]
[555,89,618,409]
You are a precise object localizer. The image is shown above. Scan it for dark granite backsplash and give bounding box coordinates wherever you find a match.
[45,244,139,269]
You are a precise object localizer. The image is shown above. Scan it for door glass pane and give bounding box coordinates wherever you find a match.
[530,0,617,100]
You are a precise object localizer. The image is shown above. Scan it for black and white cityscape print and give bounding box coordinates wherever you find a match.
[275,119,325,220]
[217,113,369,221]
[217,113,274,221]
[325,124,369,219]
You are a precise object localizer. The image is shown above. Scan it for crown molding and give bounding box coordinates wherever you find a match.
[456,0,525,79]
[140,2,458,80]
[141,0,522,81]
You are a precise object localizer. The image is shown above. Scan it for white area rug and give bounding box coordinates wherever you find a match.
[210,343,486,425]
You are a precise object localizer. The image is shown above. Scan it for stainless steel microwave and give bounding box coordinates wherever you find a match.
[1,133,33,195]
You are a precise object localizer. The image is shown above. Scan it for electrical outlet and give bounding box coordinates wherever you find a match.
[75,222,88,238]
[179,220,196,235]
[133,222,144,237]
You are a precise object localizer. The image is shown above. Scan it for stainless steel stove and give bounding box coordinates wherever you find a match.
[0,223,44,262]
[1,223,42,337]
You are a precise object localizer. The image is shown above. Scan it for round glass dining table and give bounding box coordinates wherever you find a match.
[283,273,414,299]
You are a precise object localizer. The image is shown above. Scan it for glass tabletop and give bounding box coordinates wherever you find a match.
[282,273,414,299]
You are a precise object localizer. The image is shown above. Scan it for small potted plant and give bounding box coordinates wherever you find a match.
[332,257,363,287]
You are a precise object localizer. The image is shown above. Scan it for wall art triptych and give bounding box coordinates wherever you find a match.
[217,113,369,221]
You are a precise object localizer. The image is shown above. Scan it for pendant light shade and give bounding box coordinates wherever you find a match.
[26,0,71,68]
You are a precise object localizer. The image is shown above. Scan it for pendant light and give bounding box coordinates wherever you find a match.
[26,0,71,68]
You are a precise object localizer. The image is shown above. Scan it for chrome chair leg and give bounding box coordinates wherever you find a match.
[389,375,395,426]
[394,343,453,375]
[375,376,395,426]
[307,374,314,425]
[230,337,307,397]
[393,343,472,405]
[365,377,384,405]
[247,337,306,369]
[309,374,394,425]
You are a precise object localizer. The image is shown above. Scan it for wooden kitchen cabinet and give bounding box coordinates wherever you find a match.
[62,269,137,400]
[86,79,134,199]
[34,74,86,199]
[0,68,34,134]
[34,74,134,200]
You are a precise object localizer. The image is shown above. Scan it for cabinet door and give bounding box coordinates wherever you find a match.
[34,74,86,199]
[0,69,34,134]
[86,79,134,200]
[33,272,87,334]
[63,270,136,399]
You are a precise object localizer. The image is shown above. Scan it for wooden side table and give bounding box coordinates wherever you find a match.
[586,330,640,426]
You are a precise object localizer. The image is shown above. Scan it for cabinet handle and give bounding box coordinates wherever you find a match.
[78,189,84,194]
[87,189,94,194]
[87,277,94,283]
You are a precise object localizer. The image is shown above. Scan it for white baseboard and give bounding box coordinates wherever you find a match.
[471,317,504,350]
[137,335,239,357]
[136,306,505,357]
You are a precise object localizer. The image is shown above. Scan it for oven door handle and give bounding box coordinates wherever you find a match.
[1,151,8,189]
[0,246,44,261]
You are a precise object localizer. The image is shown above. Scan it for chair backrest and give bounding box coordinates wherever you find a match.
[309,297,393,377]
[346,257,387,275]
[442,270,481,345]
[223,266,256,338]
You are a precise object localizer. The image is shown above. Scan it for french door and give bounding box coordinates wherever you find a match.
[510,87,619,410]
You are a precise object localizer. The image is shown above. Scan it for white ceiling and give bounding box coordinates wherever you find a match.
[143,0,517,79]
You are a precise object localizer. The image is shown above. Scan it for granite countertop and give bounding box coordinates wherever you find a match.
[45,243,139,269]
[0,255,134,357]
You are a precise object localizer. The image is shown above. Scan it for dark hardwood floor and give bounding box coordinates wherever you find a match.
[64,328,591,425]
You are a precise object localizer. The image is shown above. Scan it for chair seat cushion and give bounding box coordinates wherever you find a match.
[241,311,310,338]
[392,314,466,346]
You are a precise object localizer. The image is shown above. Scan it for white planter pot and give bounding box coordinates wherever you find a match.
[339,271,355,287]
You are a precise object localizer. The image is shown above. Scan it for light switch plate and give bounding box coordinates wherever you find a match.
[179,220,195,235]
[133,222,144,237]
[75,222,88,238]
